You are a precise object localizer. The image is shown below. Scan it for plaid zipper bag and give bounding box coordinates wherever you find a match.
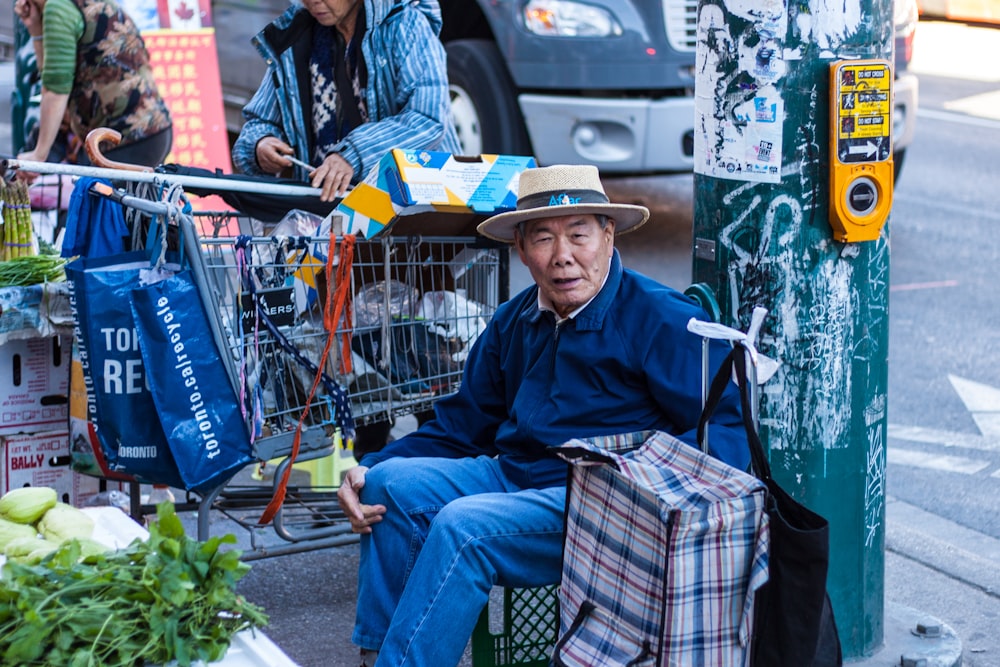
[554,430,770,667]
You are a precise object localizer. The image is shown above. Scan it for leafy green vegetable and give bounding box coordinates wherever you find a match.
[0,254,67,287]
[0,502,268,666]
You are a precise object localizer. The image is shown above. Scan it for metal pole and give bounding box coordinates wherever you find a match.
[692,0,892,657]
[1,158,323,198]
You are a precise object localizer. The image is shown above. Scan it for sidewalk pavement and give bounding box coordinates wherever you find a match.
[229,494,989,667]
[871,496,999,667]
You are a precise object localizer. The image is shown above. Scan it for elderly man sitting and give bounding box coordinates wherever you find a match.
[337,164,748,667]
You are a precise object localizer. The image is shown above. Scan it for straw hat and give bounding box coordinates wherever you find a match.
[477,165,650,243]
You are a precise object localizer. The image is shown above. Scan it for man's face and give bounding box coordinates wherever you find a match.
[301,0,361,27]
[515,214,616,319]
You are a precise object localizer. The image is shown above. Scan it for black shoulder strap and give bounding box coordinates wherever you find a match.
[696,343,773,481]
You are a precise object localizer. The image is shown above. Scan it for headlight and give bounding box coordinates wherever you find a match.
[523,0,622,37]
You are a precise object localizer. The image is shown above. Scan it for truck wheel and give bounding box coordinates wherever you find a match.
[446,39,532,157]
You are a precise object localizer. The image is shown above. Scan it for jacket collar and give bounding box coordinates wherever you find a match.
[258,6,313,56]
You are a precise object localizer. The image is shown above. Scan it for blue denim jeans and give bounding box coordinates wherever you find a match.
[352,456,566,667]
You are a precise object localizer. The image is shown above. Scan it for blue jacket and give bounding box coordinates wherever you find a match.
[232,0,461,181]
[359,250,750,489]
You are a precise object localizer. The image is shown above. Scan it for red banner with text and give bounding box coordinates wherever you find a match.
[134,0,234,221]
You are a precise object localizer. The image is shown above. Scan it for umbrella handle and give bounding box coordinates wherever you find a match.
[84,128,153,173]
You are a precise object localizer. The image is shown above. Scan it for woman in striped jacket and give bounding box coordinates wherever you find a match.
[231,0,461,202]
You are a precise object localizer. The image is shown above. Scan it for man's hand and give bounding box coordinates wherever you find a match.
[311,153,354,202]
[254,136,301,176]
[337,466,386,534]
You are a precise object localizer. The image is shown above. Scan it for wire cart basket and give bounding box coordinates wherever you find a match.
[184,205,509,555]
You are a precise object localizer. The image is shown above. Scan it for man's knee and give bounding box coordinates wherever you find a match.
[422,498,499,570]
[426,494,564,585]
[361,458,409,505]
[430,494,519,545]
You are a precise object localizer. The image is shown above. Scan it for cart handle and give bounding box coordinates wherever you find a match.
[84,128,153,173]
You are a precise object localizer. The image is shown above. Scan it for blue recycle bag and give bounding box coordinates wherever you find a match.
[130,269,253,493]
[65,251,186,488]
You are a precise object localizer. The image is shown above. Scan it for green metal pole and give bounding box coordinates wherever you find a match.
[692,0,893,658]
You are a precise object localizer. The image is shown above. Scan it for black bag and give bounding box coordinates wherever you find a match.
[154,164,338,222]
[698,344,843,667]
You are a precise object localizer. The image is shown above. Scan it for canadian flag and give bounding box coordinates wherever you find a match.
[157,0,207,31]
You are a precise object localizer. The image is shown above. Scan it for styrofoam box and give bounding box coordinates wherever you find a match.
[0,335,70,435]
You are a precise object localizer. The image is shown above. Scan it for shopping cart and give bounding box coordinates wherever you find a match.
[18,160,510,558]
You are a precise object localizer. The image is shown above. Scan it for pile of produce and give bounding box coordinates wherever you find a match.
[0,180,67,286]
[0,253,67,287]
[0,488,269,667]
[0,488,103,564]
[1,179,35,260]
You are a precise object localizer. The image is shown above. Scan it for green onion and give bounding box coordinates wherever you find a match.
[0,254,68,286]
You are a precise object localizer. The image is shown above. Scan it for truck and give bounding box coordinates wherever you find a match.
[210,0,705,175]
[211,0,917,178]
[4,1,917,178]
[437,0,700,174]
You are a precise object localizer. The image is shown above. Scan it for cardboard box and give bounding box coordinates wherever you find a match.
[1,429,125,506]
[0,335,71,435]
[335,149,536,239]
[68,338,134,482]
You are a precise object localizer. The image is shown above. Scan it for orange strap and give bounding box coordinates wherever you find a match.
[258,233,356,526]
[333,239,354,375]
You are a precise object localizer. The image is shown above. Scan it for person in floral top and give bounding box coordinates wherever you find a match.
[14,0,172,176]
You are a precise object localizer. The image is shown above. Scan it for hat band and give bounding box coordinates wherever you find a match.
[517,188,610,211]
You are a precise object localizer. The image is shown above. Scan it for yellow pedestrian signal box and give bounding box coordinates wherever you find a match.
[829,59,894,242]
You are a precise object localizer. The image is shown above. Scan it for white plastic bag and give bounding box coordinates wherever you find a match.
[416,291,488,362]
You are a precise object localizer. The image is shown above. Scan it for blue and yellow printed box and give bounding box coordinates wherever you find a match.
[334,149,536,238]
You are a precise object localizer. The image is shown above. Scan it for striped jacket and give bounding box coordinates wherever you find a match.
[231,0,460,181]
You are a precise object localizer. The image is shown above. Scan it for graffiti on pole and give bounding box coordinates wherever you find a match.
[693,1,787,183]
[864,395,887,547]
[713,177,890,459]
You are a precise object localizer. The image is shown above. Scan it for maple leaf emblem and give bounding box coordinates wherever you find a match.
[175,1,195,21]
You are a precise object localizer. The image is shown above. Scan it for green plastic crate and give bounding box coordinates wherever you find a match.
[471,585,560,667]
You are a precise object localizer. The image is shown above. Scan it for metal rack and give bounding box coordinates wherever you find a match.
[4,153,511,558]
[192,226,503,438]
